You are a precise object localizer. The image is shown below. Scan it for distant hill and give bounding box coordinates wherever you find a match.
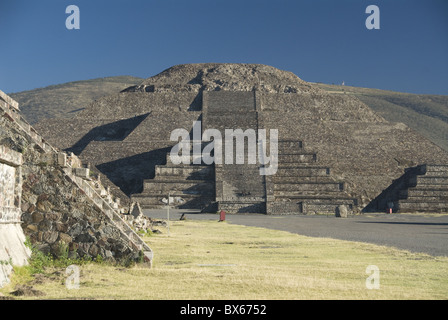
[8,76,448,152]
[9,76,143,124]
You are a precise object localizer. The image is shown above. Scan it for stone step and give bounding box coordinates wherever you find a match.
[423,169,448,177]
[166,152,264,166]
[153,175,214,182]
[277,140,304,153]
[166,153,204,165]
[205,114,258,125]
[274,190,350,199]
[220,180,266,197]
[156,163,213,170]
[274,194,356,203]
[155,165,214,180]
[275,166,330,177]
[205,91,256,113]
[205,121,259,134]
[406,184,448,191]
[416,175,448,185]
[405,195,448,201]
[400,187,448,198]
[278,151,317,165]
[132,192,213,202]
[167,140,308,161]
[398,200,448,212]
[140,188,214,197]
[277,153,317,168]
[268,201,303,215]
[278,152,317,167]
[142,180,214,195]
[218,200,266,214]
[421,170,448,177]
[423,164,448,175]
[272,176,337,183]
[274,181,344,192]
[132,193,215,210]
[270,198,355,215]
[303,202,355,215]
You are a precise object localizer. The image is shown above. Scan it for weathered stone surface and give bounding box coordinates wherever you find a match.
[0,134,30,288]
[26,224,38,232]
[369,164,448,213]
[336,205,348,218]
[1,88,153,275]
[88,244,99,257]
[0,224,31,288]
[34,63,448,214]
[42,231,59,244]
[57,232,72,244]
[31,211,44,223]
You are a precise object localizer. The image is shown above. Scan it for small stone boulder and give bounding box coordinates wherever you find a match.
[335,205,348,218]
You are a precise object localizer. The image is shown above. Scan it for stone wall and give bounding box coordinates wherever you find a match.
[20,160,143,262]
[0,143,30,288]
[0,89,153,287]
[0,93,32,286]
[0,146,23,223]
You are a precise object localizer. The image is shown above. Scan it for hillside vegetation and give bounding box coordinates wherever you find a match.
[9,76,143,124]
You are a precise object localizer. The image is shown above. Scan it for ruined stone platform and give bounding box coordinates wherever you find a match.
[1,90,154,287]
[33,63,448,214]
[397,165,448,212]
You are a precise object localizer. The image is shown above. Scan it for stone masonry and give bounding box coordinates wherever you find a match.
[34,64,448,214]
[0,144,30,288]
[1,89,153,287]
[367,164,448,213]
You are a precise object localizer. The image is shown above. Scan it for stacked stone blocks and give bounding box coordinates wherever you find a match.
[0,90,153,273]
[397,165,448,212]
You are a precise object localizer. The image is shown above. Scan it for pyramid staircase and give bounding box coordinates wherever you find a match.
[395,165,448,212]
[131,90,359,215]
[0,90,153,266]
[267,140,358,214]
[131,145,216,211]
[204,90,267,213]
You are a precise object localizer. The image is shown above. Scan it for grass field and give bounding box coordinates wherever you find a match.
[1,219,447,300]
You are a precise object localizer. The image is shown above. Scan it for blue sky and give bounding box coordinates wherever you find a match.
[0,0,447,95]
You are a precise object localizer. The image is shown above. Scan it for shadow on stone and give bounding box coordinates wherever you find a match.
[66,113,150,155]
[96,147,171,196]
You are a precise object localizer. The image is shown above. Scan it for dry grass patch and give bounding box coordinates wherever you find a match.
[1,220,447,299]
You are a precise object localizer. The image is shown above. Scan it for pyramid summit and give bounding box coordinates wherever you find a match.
[125,63,317,93]
[35,63,448,214]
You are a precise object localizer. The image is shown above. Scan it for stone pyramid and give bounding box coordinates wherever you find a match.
[35,63,448,214]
